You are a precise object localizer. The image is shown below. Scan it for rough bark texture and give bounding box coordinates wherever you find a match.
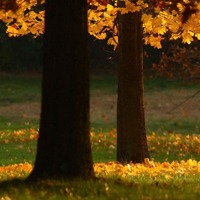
[27,0,94,180]
[117,7,150,163]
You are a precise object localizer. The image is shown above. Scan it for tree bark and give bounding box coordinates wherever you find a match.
[27,0,94,180]
[117,6,150,163]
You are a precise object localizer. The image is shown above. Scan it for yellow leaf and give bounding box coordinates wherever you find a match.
[188,31,194,36]
[22,22,28,31]
[120,8,129,15]
[144,158,150,166]
[157,26,167,35]
[165,174,172,179]
[142,14,152,24]
[107,4,113,11]
[170,33,181,40]
[97,32,107,39]
[107,36,118,50]
[182,32,194,44]
[6,26,18,36]
[154,6,161,13]
[196,33,200,40]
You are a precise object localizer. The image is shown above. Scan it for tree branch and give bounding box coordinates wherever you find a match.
[166,89,200,114]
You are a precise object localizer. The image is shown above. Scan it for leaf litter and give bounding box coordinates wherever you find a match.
[1,129,200,181]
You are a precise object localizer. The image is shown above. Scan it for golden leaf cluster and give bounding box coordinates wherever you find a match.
[1,0,200,49]
[0,0,44,37]
[0,162,32,180]
[94,159,200,180]
[88,2,118,41]
[0,128,39,143]
[88,0,200,49]
[1,159,200,181]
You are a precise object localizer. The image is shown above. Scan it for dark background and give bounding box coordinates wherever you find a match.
[0,21,162,75]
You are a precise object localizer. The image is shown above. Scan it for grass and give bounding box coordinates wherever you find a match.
[1,173,200,199]
[146,118,200,135]
[0,73,200,199]
[90,76,118,95]
[0,119,39,131]
[0,75,41,105]
[144,76,200,92]
[0,141,36,166]
[0,73,200,163]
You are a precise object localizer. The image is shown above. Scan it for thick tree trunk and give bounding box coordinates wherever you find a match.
[27,0,94,180]
[117,8,150,163]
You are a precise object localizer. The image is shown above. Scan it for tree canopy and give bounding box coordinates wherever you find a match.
[88,0,200,49]
[2,0,200,49]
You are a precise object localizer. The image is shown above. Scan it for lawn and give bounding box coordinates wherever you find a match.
[0,73,200,199]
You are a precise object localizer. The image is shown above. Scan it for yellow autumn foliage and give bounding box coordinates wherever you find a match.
[1,128,200,181]
[94,159,200,180]
[0,162,33,180]
[1,159,200,181]
[1,0,200,49]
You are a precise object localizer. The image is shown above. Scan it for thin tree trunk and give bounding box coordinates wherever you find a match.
[117,6,150,163]
[27,0,94,180]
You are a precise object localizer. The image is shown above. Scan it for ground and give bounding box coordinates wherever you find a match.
[0,75,199,135]
[0,73,200,199]
[90,90,200,126]
[0,90,199,120]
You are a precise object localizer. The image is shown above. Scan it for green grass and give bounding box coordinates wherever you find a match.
[0,74,199,133]
[0,75,41,105]
[0,74,199,164]
[0,119,39,131]
[0,73,200,199]
[146,118,200,135]
[90,76,118,95]
[1,175,200,199]
[144,76,200,92]
[93,147,116,163]
[150,151,200,163]
[0,141,36,166]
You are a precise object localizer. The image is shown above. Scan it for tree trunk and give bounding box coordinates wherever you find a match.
[117,7,150,163]
[27,0,94,180]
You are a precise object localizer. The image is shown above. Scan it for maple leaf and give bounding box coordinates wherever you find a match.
[195,33,200,40]
[6,25,18,36]
[107,4,113,11]
[107,36,118,50]
[182,31,194,44]
[170,33,181,40]
[142,13,152,24]
[148,35,163,49]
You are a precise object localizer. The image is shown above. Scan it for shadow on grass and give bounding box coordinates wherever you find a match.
[1,175,200,200]
[0,177,136,199]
